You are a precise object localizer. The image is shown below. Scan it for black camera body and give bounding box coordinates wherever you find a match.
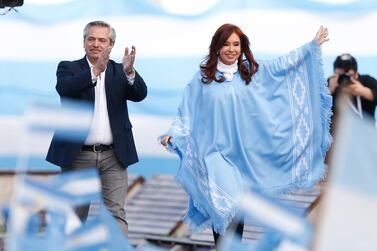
[337,73,352,87]
[0,0,23,8]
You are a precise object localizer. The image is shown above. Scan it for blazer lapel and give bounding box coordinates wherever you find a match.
[105,62,114,99]
[78,57,95,101]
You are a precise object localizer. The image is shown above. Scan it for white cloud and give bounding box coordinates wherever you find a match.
[1,9,377,60]
[310,0,358,5]
[27,0,77,5]
[153,0,219,15]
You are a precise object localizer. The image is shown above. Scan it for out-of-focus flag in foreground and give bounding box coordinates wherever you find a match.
[6,169,136,251]
[13,98,92,171]
[240,190,313,248]
[313,101,377,251]
[255,230,309,251]
[0,98,92,172]
[6,169,99,251]
[66,207,134,251]
[25,98,92,141]
[218,189,312,251]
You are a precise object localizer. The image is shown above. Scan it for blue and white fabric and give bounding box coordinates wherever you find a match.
[6,168,135,251]
[162,40,332,233]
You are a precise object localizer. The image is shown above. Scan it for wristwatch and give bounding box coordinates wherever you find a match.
[126,67,134,75]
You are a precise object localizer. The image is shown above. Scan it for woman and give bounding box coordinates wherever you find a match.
[160,24,331,244]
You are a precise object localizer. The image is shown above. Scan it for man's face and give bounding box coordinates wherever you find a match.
[84,26,112,64]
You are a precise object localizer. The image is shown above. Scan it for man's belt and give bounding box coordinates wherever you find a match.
[81,144,114,153]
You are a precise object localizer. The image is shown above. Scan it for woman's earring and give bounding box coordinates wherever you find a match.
[216,51,219,55]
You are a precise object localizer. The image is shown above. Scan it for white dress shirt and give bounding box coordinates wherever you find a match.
[84,58,136,145]
[84,58,113,145]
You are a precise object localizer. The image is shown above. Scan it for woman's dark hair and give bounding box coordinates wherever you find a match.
[200,23,259,84]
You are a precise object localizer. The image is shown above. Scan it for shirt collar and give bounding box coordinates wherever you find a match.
[86,56,94,68]
[217,59,238,81]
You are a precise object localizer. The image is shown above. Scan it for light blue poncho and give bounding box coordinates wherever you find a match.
[161,40,332,234]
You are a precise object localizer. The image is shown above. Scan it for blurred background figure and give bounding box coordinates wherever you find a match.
[313,100,377,251]
[328,53,377,133]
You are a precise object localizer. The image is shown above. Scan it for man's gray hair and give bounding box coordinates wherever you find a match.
[83,20,116,45]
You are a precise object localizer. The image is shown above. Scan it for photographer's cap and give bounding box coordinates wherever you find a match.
[334,53,358,72]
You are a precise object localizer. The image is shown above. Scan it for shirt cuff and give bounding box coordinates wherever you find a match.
[126,71,135,86]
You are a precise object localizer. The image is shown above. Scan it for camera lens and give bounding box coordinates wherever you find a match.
[337,73,351,86]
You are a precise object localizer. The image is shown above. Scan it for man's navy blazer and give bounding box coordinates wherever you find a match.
[46,57,147,170]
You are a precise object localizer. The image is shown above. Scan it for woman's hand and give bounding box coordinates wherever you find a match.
[315,25,329,46]
[160,135,172,147]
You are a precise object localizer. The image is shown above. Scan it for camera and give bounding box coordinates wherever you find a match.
[337,73,352,87]
[0,0,23,8]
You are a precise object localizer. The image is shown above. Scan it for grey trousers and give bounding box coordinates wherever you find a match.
[70,148,128,235]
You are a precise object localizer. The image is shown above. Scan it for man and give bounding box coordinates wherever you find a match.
[46,20,147,235]
[328,53,377,131]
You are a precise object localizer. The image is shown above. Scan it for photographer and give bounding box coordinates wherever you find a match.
[329,53,377,124]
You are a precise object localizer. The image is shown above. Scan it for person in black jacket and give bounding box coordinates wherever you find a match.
[46,20,147,235]
[328,53,377,131]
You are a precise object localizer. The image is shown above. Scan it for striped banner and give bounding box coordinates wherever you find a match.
[1,0,377,176]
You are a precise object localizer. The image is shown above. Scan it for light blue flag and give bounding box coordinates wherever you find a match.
[8,98,93,172]
[14,168,101,208]
[216,219,309,251]
[313,102,377,251]
[66,207,134,251]
[218,188,312,251]
[46,168,101,206]
[239,189,313,249]
[218,225,256,251]
[1,205,9,230]
[255,230,309,251]
[6,169,101,251]
[7,199,67,251]
[253,230,282,251]
[25,98,92,141]
[7,168,135,251]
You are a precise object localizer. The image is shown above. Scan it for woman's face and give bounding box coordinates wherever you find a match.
[219,32,241,65]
